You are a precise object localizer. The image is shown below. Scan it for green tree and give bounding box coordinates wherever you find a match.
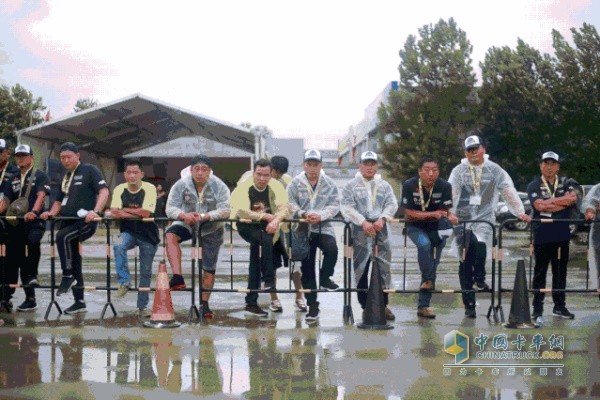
[378,18,477,181]
[73,97,99,112]
[0,83,45,147]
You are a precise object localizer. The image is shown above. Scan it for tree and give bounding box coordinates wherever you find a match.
[0,83,45,147]
[378,18,478,181]
[73,97,99,113]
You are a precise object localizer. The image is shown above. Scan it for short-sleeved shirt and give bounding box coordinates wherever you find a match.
[527,176,573,244]
[111,181,160,245]
[6,168,50,229]
[402,176,453,231]
[0,163,19,205]
[55,163,108,217]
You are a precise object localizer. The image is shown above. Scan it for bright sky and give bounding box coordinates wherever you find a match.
[1,1,598,149]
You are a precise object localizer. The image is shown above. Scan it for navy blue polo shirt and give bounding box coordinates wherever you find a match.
[527,176,573,244]
[402,176,453,231]
[7,168,51,209]
[55,163,108,217]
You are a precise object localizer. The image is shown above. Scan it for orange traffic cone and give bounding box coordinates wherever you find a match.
[144,261,181,328]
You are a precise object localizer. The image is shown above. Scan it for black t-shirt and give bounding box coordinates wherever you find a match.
[527,176,573,244]
[5,168,50,229]
[402,176,453,231]
[56,163,108,217]
[0,164,19,204]
[111,182,160,245]
[248,185,271,229]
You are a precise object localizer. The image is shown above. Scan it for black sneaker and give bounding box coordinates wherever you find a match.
[27,277,40,288]
[64,301,87,314]
[0,301,13,314]
[475,281,490,291]
[16,299,37,312]
[465,308,476,318]
[202,301,214,319]
[552,307,575,319]
[305,302,320,321]
[56,276,76,296]
[319,279,339,291]
[245,304,268,317]
[169,274,186,291]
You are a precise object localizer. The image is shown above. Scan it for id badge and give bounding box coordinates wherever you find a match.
[540,212,552,218]
[469,195,481,206]
[61,196,69,206]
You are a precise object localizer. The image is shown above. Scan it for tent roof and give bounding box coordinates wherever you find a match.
[16,93,256,157]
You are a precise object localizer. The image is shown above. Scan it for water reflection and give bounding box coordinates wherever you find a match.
[0,333,41,388]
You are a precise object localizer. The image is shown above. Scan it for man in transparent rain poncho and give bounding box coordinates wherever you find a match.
[340,151,398,322]
[448,134,530,318]
[582,183,600,298]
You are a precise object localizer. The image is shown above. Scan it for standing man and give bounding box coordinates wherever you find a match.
[230,159,289,317]
[110,160,160,317]
[341,151,398,321]
[528,151,578,320]
[402,156,457,319]
[583,182,600,296]
[40,142,109,314]
[165,154,230,318]
[288,149,340,321]
[1,144,50,312]
[0,139,19,313]
[448,134,529,318]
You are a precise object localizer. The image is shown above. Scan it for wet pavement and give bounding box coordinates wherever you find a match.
[1,225,599,399]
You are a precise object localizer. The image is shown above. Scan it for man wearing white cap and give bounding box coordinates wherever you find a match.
[0,139,19,313]
[288,149,340,321]
[527,151,579,320]
[448,134,530,318]
[341,151,398,321]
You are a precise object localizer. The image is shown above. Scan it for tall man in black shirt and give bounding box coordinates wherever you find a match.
[41,142,109,314]
[527,151,578,320]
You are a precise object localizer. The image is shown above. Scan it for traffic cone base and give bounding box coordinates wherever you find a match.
[357,257,393,330]
[144,261,181,329]
[503,259,538,329]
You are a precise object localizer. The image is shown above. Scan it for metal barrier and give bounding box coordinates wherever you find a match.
[496,217,599,322]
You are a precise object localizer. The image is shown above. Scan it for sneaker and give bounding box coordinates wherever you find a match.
[385,307,396,321]
[269,299,283,313]
[295,298,308,312]
[475,281,490,291]
[245,304,268,317]
[16,299,38,312]
[116,284,130,298]
[64,301,87,314]
[305,302,320,321]
[56,276,76,296]
[169,274,186,291]
[553,307,575,319]
[417,307,435,319]
[0,301,13,314]
[420,280,433,290]
[27,277,40,288]
[465,308,476,318]
[319,279,339,291]
[202,301,214,319]
[138,308,152,318]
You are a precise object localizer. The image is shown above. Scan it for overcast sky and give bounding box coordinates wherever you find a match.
[1,1,598,149]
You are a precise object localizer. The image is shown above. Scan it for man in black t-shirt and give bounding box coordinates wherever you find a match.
[0,144,50,312]
[40,142,109,315]
[230,159,289,317]
[402,156,457,319]
[527,151,578,320]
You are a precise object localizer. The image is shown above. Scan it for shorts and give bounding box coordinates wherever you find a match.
[166,224,224,272]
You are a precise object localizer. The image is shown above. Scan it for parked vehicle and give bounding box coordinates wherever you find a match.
[495,192,532,231]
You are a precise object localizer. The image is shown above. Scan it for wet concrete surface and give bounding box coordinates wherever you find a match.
[1,226,599,399]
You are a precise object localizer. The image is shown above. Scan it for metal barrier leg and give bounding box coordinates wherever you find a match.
[188,229,200,323]
[101,220,117,319]
[343,225,354,325]
[44,221,62,319]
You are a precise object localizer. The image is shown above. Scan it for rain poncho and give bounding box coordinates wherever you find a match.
[288,170,340,239]
[582,183,600,289]
[340,172,398,287]
[166,173,230,236]
[448,155,525,257]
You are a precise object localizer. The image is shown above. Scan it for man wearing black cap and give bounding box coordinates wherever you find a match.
[402,155,458,319]
[165,154,230,318]
[288,149,341,321]
[527,151,579,320]
[40,142,109,314]
[0,138,19,313]
[0,144,50,312]
[448,134,529,318]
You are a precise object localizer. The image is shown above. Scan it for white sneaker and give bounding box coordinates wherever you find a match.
[295,298,307,312]
[269,299,283,312]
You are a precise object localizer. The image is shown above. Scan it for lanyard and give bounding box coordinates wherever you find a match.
[418,178,434,211]
[0,165,7,187]
[19,166,34,197]
[61,163,80,194]
[468,164,482,194]
[541,175,558,198]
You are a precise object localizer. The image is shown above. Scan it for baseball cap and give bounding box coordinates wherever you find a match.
[303,149,322,162]
[541,151,559,162]
[0,139,6,150]
[14,144,33,155]
[464,135,482,150]
[60,142,79,153]
[360,151,378,163]
[190,154,212,167]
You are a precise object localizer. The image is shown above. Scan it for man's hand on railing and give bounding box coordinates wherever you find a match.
[518,213,532,223]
